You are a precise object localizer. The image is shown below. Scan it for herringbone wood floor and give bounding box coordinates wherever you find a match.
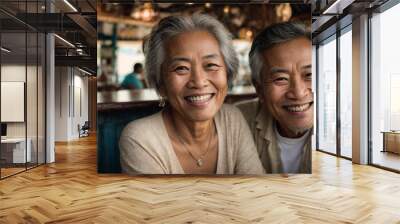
[1,134,400,223]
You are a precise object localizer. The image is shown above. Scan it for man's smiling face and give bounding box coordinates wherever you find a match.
[259,37,313,138]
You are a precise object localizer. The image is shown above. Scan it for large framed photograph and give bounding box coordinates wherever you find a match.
[97,2,312,175]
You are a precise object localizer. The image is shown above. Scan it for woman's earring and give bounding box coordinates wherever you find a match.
[159,96,166,107]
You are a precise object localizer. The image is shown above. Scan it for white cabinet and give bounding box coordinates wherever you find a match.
[1,138,32,163]
[382,132,400,154]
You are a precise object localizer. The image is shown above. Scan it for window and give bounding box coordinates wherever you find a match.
[339,27,352,158]
[317,35,337,155]
[0,1,47,179]
[370,2,400,171]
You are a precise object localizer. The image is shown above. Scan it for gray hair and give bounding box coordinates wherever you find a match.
[143,14,238,93]
[249,22,311,86]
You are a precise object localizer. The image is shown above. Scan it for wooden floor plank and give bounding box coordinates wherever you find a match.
[0,134,399,223]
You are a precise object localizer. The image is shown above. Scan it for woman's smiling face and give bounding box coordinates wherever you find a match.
[160,30,228,122]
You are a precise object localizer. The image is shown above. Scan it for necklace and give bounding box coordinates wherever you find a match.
[172,120,214,167]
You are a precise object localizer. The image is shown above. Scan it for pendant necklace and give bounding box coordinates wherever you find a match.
[173,122,214,167]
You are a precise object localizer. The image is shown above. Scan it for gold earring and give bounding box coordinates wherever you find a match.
[159,96,166,107]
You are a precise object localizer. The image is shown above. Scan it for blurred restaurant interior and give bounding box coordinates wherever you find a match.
[96,3,311,172]
[97,3,310,93]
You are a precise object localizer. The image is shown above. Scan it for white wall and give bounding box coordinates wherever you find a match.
[1,63,46,164]
[1,65,35,137]
[1,66,26,137]
[55,66,70,141]
[54,67,89,141]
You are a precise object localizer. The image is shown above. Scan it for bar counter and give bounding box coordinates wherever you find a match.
[97,86,257,111]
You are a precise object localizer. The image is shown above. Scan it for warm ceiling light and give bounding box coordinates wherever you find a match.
[1,47,11,53]
[131,3,156,22]
[246,30,253,39]
[205,3,211,8]
[239,28,253,40]
[141,3,155,22]
[63,0,78,12]
[132,11,141,19]
[223,6,230,14]
[142,10,151,21]
[54,34,75,48]
[276,3,292,22]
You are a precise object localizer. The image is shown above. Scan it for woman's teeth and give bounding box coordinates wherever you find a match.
[284,103,311,112]
[186,94,213,103]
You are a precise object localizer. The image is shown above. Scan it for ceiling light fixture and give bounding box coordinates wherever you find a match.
[275,3,292,22]
[1,47,11,53]
[63,0,78,12]
[141,3,155,22]
[54,34,75,48]
[78,67,92,76]
[223,6,230,14]
[76,49,83,55]
[130,3,156,22]
[322,0,354,15]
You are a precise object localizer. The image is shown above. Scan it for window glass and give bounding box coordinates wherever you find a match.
[371,3,400,171]
[1,4,28,177]
[339,28,352,158]
[317,36,337,154]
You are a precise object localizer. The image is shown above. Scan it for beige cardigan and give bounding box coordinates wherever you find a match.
[119,104,265,175]
[236,99,312,173]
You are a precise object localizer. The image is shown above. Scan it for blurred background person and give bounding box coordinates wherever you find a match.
[120,62,146,89]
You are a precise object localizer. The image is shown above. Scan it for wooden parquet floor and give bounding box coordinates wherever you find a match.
[1,134,400,223]
[1,167,26,178]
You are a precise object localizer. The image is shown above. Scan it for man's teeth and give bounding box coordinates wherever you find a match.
[186,94,212,103]
[285,103,310,112]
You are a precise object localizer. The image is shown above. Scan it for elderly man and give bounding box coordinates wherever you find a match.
[237,22,313,173]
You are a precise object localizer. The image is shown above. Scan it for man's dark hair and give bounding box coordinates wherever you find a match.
[133,63,143,73]
[249,22,311,86]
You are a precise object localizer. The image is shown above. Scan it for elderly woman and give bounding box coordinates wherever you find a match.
[119,14,264,174]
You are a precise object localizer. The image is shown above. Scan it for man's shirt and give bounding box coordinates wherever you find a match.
[121,73,143,89]
[236,98,312,173]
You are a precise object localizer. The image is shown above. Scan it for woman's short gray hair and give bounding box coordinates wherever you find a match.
[249,22,311,86]
[143,14,238,93]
